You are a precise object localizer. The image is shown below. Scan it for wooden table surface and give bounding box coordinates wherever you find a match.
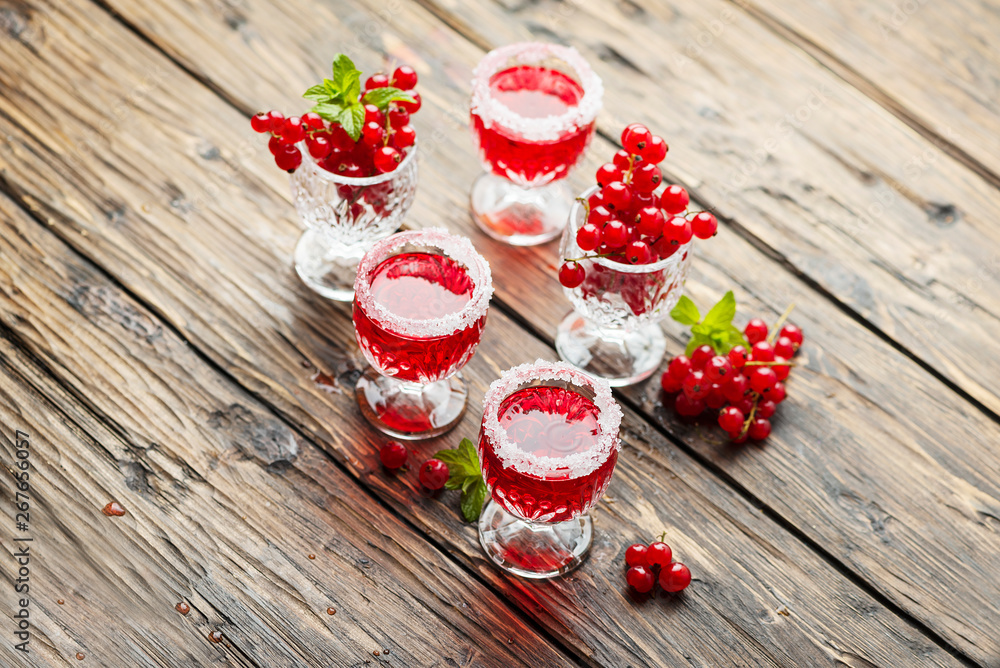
[1,0,998,665]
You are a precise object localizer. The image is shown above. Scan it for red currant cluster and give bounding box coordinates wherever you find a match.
[558,123,718,289]
[251,65,421,176]
[378,441,450,489]
[661,317,803,442]
[624,537,692,594]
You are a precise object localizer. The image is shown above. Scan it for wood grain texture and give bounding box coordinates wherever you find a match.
[743,0,1000,183]
[0,0,974,665]
[67,0,1000,662]
[0,198,572,668]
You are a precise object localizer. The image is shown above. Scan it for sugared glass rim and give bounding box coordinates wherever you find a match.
[470,42,603,143]
[297,140,417,186]
[481,360,623,478]
[568,186,693,273]
[354,228,493,339]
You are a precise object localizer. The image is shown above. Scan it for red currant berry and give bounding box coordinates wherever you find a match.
[722,373,749,403]
[704,355,733,383]
[587,190,605,210]
[718,406,745,433]
[418,459,449,489]
[362,120,385,147]
[397,91,422,113]
[770,381,787,403]
[588,205,614,228]
[647,541,672,568]
[602,219,629,249]
[251,112,271,133]
[659,185,689,214]
[773,356,791,381]
[640,135,668,164]
[622,123,652,154]
[667,355,692,380]
[576,222,603,251]
[625,543,648,567]
[626,240,653,264]
[266,109,285,133]
[748,418,771,441]
[558,262,586,289]
[596,162,624,188]
[691,345,715,370]
[379,441,408,469]
[281,116,306,144]
[306,135,332,159]
[635,207,665,237]
[612,149,633,170]
[733,396,755,415]
[373,146,402,173]
[602,181,632,212]
[364,103,384,124]
[652,236,679,259]
[659,562,692,592]
[329,124,357,150]
[391,65,418,90]
[756,399,776,419]
[691,211,718,239]
[749,366,778,394]
[388,107,410,129]
[268,135,283,156]
[728,345,749,369]
[773,336,795,359]
[705,387,727,410]
[626,565,655,593]
[391,124,416,149]
[675,392,705,417]
[301,112,325,131]
[661,372,684,394]
[751,341,775,362]
[730,430,749,444]
[683,370,711,401]
[365,73,390,91]
[744,318,768,344]
[663,216,693,246]
[274,144,302,172]
[630,162,662,193]
[779,324,803,350]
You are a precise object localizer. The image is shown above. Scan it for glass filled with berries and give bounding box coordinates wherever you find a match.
[251,55,423,301]
[556,123,718,386]
[469,42,603,246]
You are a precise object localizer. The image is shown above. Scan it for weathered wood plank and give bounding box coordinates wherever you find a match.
[0,0,972,665]
[70,0,1000,662]
[743,0,1000,184]
[0,197,572,668]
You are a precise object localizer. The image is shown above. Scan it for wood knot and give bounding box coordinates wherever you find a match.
[207,404,298,466]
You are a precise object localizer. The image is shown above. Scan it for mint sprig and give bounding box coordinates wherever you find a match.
[670,290,749,355]
[302,54,415,141]
[434,438,488,523]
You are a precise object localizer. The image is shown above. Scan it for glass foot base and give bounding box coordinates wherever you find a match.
[555,311,666,387]
[470,173,571,246]
[355,368,468,440]
[294,228,363,301]
[478,499,592,579]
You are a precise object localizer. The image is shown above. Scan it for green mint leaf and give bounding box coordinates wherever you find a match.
[727,325,750,351]
[331,54,361,97]
[460,479,487,523]
[691,322,711,337]
[710,328,731,352]
[362,86,416,110]
[702,290,736,329]
[685,333,714,356]
[312,102,344,122]
[670,295,701,325]
[303,84,331,102]
[323,78,340,97]
[337,103,366,141]
[458,438,478,464]
[444,476,465,491]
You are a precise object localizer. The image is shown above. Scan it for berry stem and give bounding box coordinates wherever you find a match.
[564,252,618,263]
[740,397,760,438]
[657,531,667,542]
[767,303,796,344]
[743,360,797,367]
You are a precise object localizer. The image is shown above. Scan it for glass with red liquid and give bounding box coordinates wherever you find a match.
[353,229,493,439]
[478,360,623,578]
[470,42,602,246]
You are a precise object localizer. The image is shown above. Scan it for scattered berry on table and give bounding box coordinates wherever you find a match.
[646,541,672,568]
[379,442,408,469]
[659,562,692,593]
[626,565,656,593]
[419,459,449,490]
[625,543,649,567]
